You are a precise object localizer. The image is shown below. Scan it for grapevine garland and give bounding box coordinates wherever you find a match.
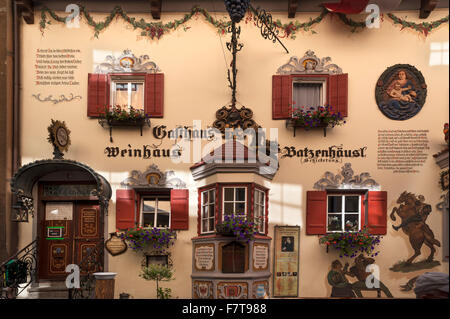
[39,4,449,40]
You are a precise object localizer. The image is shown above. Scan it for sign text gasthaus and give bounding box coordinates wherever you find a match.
[280,145,368,164]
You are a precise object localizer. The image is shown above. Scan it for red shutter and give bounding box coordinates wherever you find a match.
[306,191,327,235]
[116,189,136,230]
[87,73,109,117]
[328,73,348,117]
[171,189,189,230]
[145,73,164,118]
[367,191,387,235]
[272,75,292,119]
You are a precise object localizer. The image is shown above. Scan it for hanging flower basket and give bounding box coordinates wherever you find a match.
[319,227,382,258]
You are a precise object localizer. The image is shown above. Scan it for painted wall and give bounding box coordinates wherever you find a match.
[18,8,449,298]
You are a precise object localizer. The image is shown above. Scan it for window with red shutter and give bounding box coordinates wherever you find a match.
[87,73,109,117]
[273,52,348,121]
[305,190,387,236]
[170,189,189,230]
[367,191,388,235]
[328,73,348,117]
[116,189,136,230]
[145,73,164,118]
[272,75,291,119]
[306,191,327,235]
[87,73,164,118]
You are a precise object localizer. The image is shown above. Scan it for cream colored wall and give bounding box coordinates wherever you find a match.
[19,8,449,298]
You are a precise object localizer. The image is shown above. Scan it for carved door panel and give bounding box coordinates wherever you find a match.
[39,201,103,280]
[39,205,73,280]
[73,203,104,275]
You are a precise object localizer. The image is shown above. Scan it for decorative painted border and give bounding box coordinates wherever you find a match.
[39,5,449,40]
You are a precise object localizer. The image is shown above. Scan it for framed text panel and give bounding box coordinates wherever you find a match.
[273,225,300,297]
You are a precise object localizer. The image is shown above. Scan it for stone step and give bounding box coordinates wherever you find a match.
[16,281,69,299]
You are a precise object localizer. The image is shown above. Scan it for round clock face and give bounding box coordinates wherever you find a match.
[56,127,68,147]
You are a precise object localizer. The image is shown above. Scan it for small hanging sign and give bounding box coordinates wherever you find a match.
[105,232,128,256]
[46,226,64,240]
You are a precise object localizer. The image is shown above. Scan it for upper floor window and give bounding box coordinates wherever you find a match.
[87,73,164,118]
[273,50,348,120]
[110,76,145,111]
[327,194,361,232]
[292,77,327,112]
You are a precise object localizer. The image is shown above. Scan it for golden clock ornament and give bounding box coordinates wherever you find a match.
[47,119,71,158]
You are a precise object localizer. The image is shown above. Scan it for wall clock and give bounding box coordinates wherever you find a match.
[47,119,71,157]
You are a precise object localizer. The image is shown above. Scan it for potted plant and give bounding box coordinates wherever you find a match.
[216,214,258,243]
[319,227,382,258]
[118,227,176,253]
[140,264,174,299]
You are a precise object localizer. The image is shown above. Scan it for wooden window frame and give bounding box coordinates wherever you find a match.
[200,188,216,234]
[222,186,248,221]
[140,195,171,229]
[110,75,145,111]
[292,76,328,113]
[254,188,266,234]
[326,193,362,233]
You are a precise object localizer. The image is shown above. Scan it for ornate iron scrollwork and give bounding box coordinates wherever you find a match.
[69,240,105,299]
[11,189,35,222]
[250,5,289,53]
[213,105,259,134]
[0,240,38,299]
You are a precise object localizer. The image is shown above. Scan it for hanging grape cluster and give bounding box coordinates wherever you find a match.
[224,0,250,23]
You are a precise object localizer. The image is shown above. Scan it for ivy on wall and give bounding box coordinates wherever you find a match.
[39,5,449,40]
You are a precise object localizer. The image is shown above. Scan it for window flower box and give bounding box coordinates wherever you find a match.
[319,227,382,258]
[118,227,176,253]
[286,105,346,137]
[216,214,258,242]
[98,105,151,142]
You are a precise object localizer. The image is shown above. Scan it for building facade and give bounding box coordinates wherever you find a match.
[1,0,449,299]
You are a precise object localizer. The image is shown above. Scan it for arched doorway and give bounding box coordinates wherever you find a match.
[10,159,111,281]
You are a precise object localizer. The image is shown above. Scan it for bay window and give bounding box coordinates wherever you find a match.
[198,184,269,236]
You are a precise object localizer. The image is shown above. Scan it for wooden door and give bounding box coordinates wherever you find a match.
[73,203,103,274]
[39,202,74,280]
[38,201,103,280]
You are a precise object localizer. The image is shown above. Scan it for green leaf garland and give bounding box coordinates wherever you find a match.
[39,4,448,39]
